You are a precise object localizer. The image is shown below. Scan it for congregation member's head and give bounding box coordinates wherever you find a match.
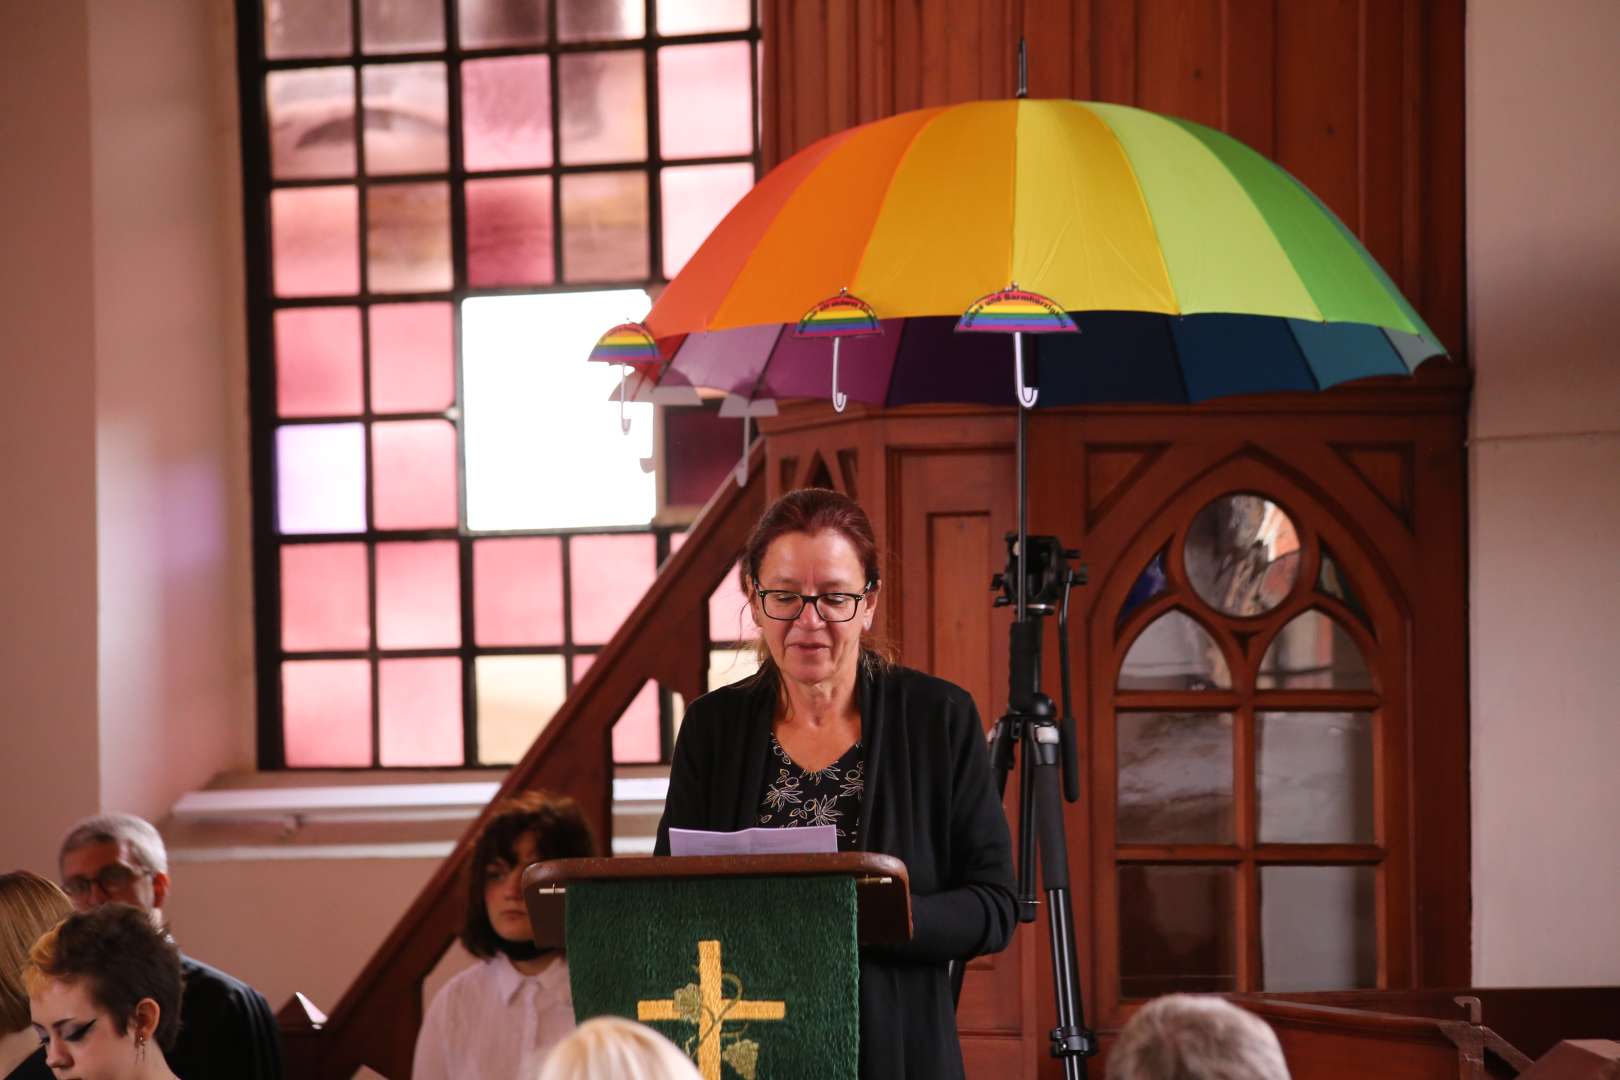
[58,814,170,919]
[1108,994,1290,1080]
[535,1016,701,1080]
[740,486,893,690]
[26,904,183,1080]
[463,792,596,963]
[1,871,74,1075]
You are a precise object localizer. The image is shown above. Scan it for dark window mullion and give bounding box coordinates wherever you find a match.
[240,0,287,769]
[644,0,663,282]
[348,0,384,766]
[547,0,566,284]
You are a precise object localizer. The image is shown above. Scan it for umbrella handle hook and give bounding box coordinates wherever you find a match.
[1014,331,1039,408]
[735,414,751,487]
[831,337,848,413]
[617,365,632,433]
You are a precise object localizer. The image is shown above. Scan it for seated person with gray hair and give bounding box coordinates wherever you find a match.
[1108,994,1291,1080]
[58,814,281,1080]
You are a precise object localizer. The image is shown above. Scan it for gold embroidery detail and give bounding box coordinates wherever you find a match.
[637,940,785,1080]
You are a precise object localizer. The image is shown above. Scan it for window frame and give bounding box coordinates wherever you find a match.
[234,0,763,769]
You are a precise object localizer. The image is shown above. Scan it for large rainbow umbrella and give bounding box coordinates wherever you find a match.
[616,98,1445,411]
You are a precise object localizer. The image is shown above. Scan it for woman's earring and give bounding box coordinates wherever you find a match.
[135,1034,147,1063]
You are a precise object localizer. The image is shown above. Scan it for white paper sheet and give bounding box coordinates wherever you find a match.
[666,825,839,857]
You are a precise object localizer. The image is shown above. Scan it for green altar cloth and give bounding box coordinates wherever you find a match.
[566,875,859,1080]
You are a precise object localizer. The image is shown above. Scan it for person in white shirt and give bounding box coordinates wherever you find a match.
[412,792,597,1080]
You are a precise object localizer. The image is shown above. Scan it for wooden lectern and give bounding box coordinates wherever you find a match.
[523,852,912,946]
[522,853,911,1080]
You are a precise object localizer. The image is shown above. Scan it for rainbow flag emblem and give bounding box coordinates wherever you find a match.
[796,291,881,338]
[588,322,660,364]
[956,287,1078,334]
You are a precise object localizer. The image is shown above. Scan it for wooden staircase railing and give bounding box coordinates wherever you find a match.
[279,443,766,1080]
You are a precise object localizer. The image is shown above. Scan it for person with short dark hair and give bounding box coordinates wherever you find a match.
[1,871,73,1080]
[655,488,1017,1080]
[57,813,281,1080]
[1107,994,1291,1080]
[413,791,598,1080]
[26,903,183,1080]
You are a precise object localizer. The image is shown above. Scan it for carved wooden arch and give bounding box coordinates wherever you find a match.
[1085,444,1418,1026]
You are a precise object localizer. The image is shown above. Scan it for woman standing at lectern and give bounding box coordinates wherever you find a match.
[655,487,1017,1080]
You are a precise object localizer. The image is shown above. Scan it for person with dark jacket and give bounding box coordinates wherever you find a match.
[58,814,280,1080]
[655,488,1017,1080]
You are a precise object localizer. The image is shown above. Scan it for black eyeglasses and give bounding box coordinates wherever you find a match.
[61,863,146,901]
[753,580,872,623]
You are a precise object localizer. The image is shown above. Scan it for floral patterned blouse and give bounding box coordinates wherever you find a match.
[755,730,866,851]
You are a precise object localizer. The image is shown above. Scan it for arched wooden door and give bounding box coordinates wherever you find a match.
[1031,390,1470,1053]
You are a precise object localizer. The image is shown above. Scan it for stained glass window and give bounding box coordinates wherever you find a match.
[243,1,760,767]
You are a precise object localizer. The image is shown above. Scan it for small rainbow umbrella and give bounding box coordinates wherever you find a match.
[632,98,1444,414]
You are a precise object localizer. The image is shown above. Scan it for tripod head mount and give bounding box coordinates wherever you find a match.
[991,534,1086,613]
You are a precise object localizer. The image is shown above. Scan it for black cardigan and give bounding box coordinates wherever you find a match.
[655,663,1017,1080]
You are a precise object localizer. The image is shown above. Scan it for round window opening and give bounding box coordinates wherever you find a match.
[1184,494,1301,617]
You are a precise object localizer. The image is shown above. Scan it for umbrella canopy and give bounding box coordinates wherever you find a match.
[635,98,1444,410]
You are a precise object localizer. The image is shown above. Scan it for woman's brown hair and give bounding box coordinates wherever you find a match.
[25,903,183,1052]
[0,870,72,1034]
[737,487,898,674]
[461,791,597,961]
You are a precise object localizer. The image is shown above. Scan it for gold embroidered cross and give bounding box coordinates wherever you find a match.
[637,939,786,1080]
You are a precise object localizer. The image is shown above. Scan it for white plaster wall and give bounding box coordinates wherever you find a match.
[1468,0,1620,984]
[88,0,255,821]
[0,3,105,877]
[164,856,448,1014]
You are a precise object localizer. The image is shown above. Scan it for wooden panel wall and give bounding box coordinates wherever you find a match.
[759,0,1467,356]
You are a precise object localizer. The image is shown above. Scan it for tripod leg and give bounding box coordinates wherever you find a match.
[1031,726,1095,1078]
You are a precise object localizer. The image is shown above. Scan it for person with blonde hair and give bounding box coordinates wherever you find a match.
[26,903,184,1080]
[536,1017,702,1080]
[1,871,73,1080]
[1107,993,1291,1080]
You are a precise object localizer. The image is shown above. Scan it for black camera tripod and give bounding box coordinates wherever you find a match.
[950,405,1097,1078]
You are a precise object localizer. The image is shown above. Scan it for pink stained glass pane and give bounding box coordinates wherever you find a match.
[379,658,463,765]
[466,177,555,287]
[375,541,461,648]
[459,0,551,48]
[273,187,360,297]
[658,43,753,159]
[558,52,646,165]
[360,0,445,53]
[265,0,352,59]
[267,67,356,180]
[561,172,649,283]
[362,62,449,175]
[369,303,454,412]
[708,560,757,645]
[474,537,564,646]
[281,543,371,651]
[568,533,656,644]
[367,182,452,292]
[462,56,553,171]
[371,420,458,529]
[283,660,372,766]
[275,307,363,416]
[276,423,368,534]
[572,653,661,764]
[558,0,644,42]
[657,0,751,35]
[661,163,754,278]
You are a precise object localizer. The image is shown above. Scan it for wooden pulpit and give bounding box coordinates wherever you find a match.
[523,853,911,1080]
